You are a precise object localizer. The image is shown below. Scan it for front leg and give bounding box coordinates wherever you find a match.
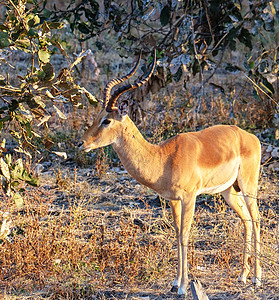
[170,200,182,292]
[178,196,196,296]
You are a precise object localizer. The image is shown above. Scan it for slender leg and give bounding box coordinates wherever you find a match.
[221,186,253,284]
[170,200,182,292]
[178,196,196,296]
[238,162,261,286]
[243,190,261,286]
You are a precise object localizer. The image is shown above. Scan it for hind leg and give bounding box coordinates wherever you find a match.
[242,188,261,286]
[237,156,261,286]
[221,186,253,284]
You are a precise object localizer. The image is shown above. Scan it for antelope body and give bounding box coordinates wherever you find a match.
[80,52,262,296]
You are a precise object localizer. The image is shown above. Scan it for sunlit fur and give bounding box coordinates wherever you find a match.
[82,108,262,295]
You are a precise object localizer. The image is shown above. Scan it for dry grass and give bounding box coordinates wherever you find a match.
[0,180,175,299]
[0,161,278,299]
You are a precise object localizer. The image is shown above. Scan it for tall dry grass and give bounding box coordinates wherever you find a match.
[0,168,277,299]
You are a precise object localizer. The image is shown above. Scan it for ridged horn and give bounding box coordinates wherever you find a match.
[103,50,142,109]
[106,51,156,112]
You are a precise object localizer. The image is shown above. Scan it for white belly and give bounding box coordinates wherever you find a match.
[197,175,238,195]
[197,158,240,195]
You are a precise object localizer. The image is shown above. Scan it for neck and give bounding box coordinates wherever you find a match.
[112,116,160,188]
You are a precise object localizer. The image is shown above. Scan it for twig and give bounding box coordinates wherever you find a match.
[244,74,278,107]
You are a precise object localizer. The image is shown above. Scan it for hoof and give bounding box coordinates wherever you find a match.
[178,286,186,296]
[170,285,178,293]
[237,278,246,285]
[237,275,247,285]
[252,277,261,287]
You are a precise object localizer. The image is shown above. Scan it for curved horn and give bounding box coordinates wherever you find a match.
[103,50,142,109]
[106,51,156,112]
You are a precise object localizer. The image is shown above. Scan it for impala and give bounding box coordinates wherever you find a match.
[80,51,262,296]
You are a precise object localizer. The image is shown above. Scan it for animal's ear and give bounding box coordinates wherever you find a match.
[118,100,129,118]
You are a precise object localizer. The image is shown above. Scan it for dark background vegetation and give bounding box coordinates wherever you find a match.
[0,0,278,299]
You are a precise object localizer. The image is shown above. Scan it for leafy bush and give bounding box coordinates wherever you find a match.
[0,0,97,204]
[47,0,279,107]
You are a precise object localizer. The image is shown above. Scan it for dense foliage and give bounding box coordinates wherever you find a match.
[48,0,279,97]
[0,0,97,204]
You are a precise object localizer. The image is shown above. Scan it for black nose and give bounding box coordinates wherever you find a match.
[78,141,84,149]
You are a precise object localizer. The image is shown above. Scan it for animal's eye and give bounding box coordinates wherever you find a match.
[102,119,111,126]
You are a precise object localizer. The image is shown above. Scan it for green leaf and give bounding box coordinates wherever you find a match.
[192,59,200,76]
[238,28,252,50]
[11,29,21,42]
[11,181,20,187]
[27,15,40,27]
[28,28,37,37]
[53,105,67,120]
[15,38,30,49]
[15,114,28,124]
[225,63,241,73]
[260,61,267,73]
[0,25,9,30]
[25,122,32,138]
[248,60,255,70]
[13,192,24,209]
[33,96,46,108]
[10,158,24,180]
[38,49,51,63]
[78,22,90,34]
[26,177,39,187]
[95,40,103,50]
[0,138,5,150]
[43,9,52,19]
[0,157,10,180]
[0,31,11,48]
[15,39,31,52]
[47,22,64,29]
[81,87,98,106]
[42,62,54,81]
[0,116,11,123]
[37,70,46,81]
[25,94,40,109]
[42,21,51,34]
[160,5,170,27]
[37,63,54,81]
[5,154,12,166]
